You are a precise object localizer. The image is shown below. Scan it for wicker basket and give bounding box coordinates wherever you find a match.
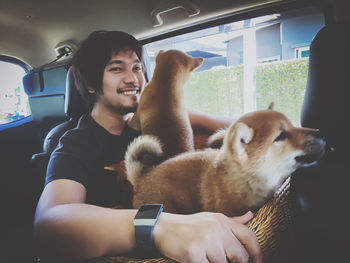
[89,176,296,263]
[246,176,297,263]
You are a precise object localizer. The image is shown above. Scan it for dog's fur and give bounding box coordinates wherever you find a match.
[105,50,203,208]
[125,104,325,216]
[128,49,203,159]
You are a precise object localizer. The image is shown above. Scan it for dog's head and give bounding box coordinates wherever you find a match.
[222,103,325,181]
[155,50,203,83]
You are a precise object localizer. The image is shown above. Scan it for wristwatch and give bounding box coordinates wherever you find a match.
[133,204,164,249]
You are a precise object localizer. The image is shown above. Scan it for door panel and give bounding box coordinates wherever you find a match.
[0,121,44,262]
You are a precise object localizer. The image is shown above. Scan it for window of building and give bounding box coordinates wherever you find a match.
[295,46,310,59]
[0,61,31,125]
[143,7,324,126]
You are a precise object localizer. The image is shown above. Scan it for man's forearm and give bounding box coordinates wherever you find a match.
[188,108,235,133]
[34,204,138,260]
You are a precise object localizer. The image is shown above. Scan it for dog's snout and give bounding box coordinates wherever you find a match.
[308,129,325,140]
[305,138,326,154]
[295,136,326,165]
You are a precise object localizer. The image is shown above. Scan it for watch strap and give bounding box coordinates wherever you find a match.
[134,204,163,250]
[135,225,156,248]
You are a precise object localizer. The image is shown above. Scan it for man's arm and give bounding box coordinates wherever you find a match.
[188,108,235,134]
[34,179,261,262]
[34,179,138,259]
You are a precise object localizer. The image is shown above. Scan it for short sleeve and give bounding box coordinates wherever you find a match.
[45,128,99,188]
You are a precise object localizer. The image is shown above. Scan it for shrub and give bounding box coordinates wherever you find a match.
[185,58,309,126]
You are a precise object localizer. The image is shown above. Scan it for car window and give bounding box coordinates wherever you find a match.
[0,61,30,125]
[144,7,325,126]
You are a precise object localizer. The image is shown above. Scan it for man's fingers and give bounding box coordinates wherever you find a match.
[229,221,262,263]
[206,249,229,263]
[224,236,250,263]
[154,212,262,263]
[231,211,254,225]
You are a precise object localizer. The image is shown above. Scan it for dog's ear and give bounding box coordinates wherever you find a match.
[191,57,204,71]
[268,102,274,110]
[225,122,254,162]
[155,50,165,64]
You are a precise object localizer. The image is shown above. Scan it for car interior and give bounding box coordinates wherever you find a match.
[1,0,349,262]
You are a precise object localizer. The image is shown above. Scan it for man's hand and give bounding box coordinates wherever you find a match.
[153,211,262,263]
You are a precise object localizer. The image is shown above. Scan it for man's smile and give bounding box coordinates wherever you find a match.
[117,87,141,95]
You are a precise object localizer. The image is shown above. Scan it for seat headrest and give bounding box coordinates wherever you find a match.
[23,63,68,122]
[301,23,350,150]
[64,66,90,119]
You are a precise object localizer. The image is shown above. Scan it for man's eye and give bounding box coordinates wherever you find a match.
[133,66,142,71]
[110,67,122,71]
[274,131,288,142]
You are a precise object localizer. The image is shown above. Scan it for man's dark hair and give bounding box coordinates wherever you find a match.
[72,30,143,107]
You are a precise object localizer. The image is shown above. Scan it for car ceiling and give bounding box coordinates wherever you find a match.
[0,0,284,68]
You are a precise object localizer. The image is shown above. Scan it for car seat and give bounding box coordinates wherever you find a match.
[292,21,350,263]
[31,66,89,185]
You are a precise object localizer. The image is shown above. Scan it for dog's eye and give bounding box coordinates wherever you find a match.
[275,131,288,142]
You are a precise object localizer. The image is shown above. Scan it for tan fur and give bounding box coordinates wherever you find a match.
[126,106,325,216]
[105,50,203,208]
[125,135,163,186]
[207,102,274,149]
[207,129,227,149]
[128,49,204,159]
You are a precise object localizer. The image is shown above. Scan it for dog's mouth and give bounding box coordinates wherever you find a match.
[295,152,323,164]
[117,87,141,95]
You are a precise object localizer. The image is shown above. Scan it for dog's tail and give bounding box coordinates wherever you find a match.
[125,135,164,185]
[207,129,227,149]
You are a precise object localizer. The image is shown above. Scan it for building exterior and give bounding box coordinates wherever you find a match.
[227,7,325,66]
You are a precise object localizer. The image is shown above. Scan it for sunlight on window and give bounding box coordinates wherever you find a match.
[0,61,31,124]
[144,7,325,126]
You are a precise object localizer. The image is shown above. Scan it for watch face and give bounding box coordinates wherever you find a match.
[134,204,163,219]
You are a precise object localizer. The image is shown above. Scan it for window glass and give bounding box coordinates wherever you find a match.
[0,61,30,124]
[144,7,325,126]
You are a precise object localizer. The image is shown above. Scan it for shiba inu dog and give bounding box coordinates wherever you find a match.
[105,50,203,208]
[128,49,203,159]
[125,103,325,216]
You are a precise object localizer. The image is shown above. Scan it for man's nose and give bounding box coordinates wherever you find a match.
[124,70,138,83]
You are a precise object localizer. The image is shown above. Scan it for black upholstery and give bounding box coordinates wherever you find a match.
[292,22,350,263]
[301,23,350,151]
[31,67,89,184]
[42,67,89,154]
[64,66,90,120]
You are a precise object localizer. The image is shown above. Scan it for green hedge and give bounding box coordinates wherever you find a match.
[184,59,309,126]
[256,58,309,125]
[184,66,243,118]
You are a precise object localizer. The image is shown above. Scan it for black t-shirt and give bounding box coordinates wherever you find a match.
[46,113,141,207]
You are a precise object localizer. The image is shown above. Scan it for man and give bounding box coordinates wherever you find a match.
[34,31,262,263]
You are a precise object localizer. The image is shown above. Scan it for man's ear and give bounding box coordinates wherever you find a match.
[224,122,254,162]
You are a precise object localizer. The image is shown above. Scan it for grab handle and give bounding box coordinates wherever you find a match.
[151,0,200,27]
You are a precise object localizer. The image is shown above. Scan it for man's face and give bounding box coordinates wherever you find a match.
[94,49,145,114]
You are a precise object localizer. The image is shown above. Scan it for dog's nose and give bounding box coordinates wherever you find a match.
[296,137,326,164]
[307,138,326,153]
